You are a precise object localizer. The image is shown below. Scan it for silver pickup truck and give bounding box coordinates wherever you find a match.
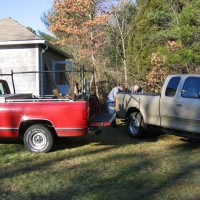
[116,74,200,139]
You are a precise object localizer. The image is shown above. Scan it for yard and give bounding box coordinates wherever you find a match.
[1,121,200,200]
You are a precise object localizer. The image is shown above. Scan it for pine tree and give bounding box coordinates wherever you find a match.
[126,0,200,91]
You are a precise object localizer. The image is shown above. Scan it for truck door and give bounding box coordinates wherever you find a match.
[174,76,200,133]
[160,76,181,129]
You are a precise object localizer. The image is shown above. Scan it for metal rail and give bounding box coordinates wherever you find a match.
[0,66,95,97]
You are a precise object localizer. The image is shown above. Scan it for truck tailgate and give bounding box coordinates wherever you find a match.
[89,113,116,127]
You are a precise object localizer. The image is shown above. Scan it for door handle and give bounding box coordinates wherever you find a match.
[176,103,182,107]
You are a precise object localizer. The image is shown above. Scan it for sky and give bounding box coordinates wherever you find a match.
[0,0,53,34]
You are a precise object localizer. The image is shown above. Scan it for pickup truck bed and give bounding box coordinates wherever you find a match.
[116,93,161,126]
[0,98,88,137]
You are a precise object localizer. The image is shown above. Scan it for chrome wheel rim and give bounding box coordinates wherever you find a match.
[129,118,139,135]
[29,130,47,150]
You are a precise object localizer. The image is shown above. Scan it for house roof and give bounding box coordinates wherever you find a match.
[0,17,71,58]
[0,17,42,42]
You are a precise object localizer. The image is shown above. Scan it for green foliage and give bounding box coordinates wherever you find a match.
[106,2,137,66]
[26,26,36,34]
[126,0,200,83]
[39,0,200,86]
[38,31,57,42]
[147,11,172,29]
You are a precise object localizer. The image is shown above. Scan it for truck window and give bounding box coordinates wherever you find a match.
[0,80,10,95]
[165,77,181,97]
[0,83,3,95]
[181,77,200,98]
[0,82,8,95]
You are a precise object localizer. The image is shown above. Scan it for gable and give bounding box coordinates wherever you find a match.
[0,17,72,58]
[0,17,42,42]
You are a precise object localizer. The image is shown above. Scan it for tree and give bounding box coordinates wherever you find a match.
[108,0,136,86]
[126,0,200,91]
[43,1,137,91]
[27,26,36,34]
[47,0,109,80]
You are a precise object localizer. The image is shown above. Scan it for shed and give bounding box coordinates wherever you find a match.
[0,17,72,96]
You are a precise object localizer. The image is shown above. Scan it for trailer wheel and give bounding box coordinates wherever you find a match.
[23,124,54,153]
[127,112,146,138]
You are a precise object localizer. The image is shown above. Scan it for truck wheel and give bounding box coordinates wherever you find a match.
[127,112,146,138]
[23,124,54,153]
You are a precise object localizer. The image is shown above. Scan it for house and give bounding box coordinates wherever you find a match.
[0,17,72,96]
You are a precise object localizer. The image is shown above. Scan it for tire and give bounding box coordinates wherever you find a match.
[23,124,54,153]
[127,112,146,138]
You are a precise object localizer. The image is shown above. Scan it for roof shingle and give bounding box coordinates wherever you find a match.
[0,17,43,42]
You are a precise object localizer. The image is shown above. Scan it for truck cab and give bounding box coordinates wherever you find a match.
[161,74,200,134]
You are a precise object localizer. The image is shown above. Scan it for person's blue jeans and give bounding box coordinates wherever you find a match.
[107,98,117,126]
[107,99,115,114]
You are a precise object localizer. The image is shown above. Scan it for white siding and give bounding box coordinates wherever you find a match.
[0,45,37,94]
[0,44,67,96]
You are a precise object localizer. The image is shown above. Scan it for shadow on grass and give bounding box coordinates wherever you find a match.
[50,137,200,200]
[7,146,200,200]
[169,137,200,152]
[1,126,200,199]
[0,120,163,154]
[53,123,163,152]
[0,138,23,144]
[0,138,24,156]
[0,144,119,180]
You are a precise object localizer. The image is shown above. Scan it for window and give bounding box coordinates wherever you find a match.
[0,83,4,95]
[0,81,10,95]
[165,77,181,97]
[181,77,200,98]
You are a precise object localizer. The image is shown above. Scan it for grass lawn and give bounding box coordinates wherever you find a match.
[1,120,200,200]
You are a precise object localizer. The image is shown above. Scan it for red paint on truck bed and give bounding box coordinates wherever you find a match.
[0,100,89,138]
